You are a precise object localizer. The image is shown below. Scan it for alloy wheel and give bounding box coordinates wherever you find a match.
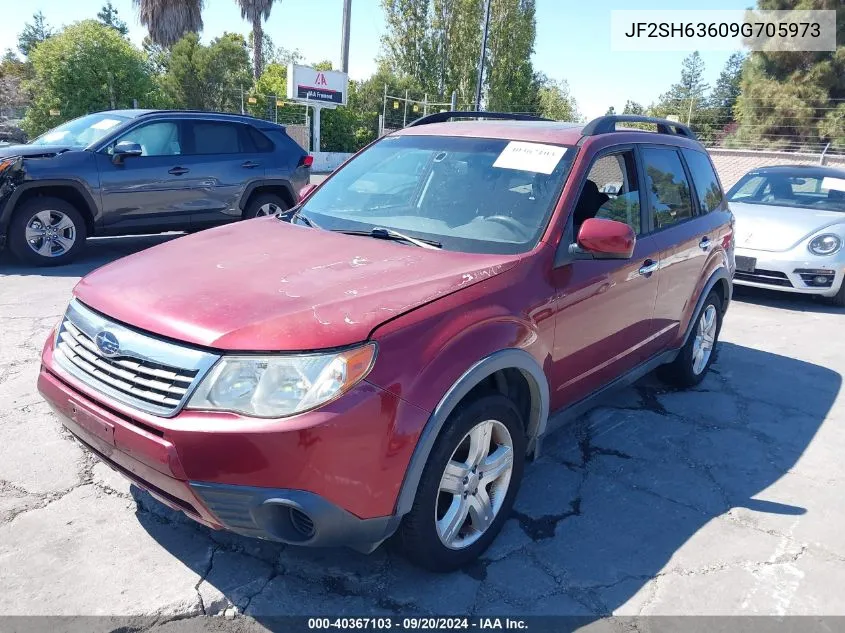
[255,202,281,217]
[692,304,718,375]
[435,419,514,550]
[24,210,77,258]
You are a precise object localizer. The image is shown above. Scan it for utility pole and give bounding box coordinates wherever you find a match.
[340,0,351,74]
[474,0,492,111]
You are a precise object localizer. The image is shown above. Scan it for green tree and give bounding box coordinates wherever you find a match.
[0,51,30,117]
[536,77,579,121]
[485,0,537,112]
[733,0,845,150]
[161,32,252,112]
[605,106,616,115]
[622,100,645,115]
[98,1,129,36]
[22,21,155,137]
[18,11,53,57]
[708,52,745,129]
[381,0,436,93]
[236,0,279,80]
[134,0,204,47]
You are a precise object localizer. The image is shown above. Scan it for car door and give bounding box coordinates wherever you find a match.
[179,119,268,227]
[640,145,714,349]
[549,146,663,410]
[95,119,196,230]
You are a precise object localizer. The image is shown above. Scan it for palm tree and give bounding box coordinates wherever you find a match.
[236,0,278,80]
[133,0,204,48]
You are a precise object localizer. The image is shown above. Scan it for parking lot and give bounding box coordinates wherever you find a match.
[1,228,844,624]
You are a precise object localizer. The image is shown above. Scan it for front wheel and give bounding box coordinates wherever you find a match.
[8,197,87,266]
[658,290,723,388]
[397,394,526,572]
[828,280,845,308]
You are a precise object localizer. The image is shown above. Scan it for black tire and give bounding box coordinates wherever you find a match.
[828,281,845,308]
[397,393,526,572]
[9,197,87,267]
[658,290,723,388]
[243,193,291,219]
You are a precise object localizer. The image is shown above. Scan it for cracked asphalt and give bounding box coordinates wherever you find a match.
[1,232,845,628]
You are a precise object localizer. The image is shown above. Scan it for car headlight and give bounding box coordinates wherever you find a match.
[187,343,377,418]
[808,234,842,256]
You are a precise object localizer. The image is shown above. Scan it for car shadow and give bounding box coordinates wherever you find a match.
[0,233,184,278]
[131,341,840,623]
[732,285,843,314]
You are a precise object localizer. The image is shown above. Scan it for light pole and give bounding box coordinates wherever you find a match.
[474,0,492,111]
[341,0,351,74]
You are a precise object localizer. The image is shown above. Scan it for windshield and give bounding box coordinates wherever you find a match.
[30,113,130,148]
[300,135,576,254]
[728,172,845,213]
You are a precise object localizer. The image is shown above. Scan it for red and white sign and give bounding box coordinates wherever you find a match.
[287,64,348,107]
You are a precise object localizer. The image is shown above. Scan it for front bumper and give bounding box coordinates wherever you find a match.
[734,246,845,297]
[38,336,428,550]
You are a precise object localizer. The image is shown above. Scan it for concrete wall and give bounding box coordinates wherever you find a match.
[310,152,353,173]
[708,148,845,190]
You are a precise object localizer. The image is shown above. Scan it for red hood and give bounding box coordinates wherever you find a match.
[74,218,518,350]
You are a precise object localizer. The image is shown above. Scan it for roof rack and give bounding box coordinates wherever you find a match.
[580,115,697,140]
[406,111,553,127]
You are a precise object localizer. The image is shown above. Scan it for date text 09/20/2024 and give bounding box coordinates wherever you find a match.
[307,618,528,630]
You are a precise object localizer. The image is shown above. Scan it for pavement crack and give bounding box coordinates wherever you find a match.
[512,497,581,541]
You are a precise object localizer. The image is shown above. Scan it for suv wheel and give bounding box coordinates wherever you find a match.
[659,290,722,387]
[244,193,291,219]
[397,393,525,572]
[828,280,845,308]
[9,197,87,266]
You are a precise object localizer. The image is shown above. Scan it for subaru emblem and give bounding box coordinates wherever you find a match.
[95,331,120,357]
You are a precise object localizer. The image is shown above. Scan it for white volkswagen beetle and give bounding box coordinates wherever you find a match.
[728,165,845,307]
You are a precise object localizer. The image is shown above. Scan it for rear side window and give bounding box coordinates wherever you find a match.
[641,147,694,229]
[682,149,724,213]
[247,126,275,152]
[185,121,243,155]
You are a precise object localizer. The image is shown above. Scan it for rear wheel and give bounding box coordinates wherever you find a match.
[243,193,291,219]
[397,394,525,572]
[9,197,87,266]
[658,291,722,388]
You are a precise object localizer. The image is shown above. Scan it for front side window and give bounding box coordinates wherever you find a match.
[727,173,845,212]
[574,151,641,234]
[113,121,182,156]
[641,147,693,229]
[682,148,724,214]
[299,135,576,254]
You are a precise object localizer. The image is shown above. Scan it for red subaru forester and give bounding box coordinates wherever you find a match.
[38,113,734,571]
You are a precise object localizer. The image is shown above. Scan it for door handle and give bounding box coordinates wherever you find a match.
[699,237,712,250]
[168,167,189,175]
[241,161,261,169]
[639,259,659,276]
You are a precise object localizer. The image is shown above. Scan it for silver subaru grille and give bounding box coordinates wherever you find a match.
[54,299,219,417]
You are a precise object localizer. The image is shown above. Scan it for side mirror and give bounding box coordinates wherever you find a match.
[112,141,143,164]
[576,218,636,259]
[298,183,318,202]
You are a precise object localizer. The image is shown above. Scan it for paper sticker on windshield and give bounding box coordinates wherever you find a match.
[91,118,122,131]
[493,141,567,175]
[822,177,845,192]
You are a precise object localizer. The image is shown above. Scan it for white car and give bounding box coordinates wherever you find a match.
[728,165,845,307]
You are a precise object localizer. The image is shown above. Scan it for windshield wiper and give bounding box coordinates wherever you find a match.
[288,207,320,228]
[335,227,442,249]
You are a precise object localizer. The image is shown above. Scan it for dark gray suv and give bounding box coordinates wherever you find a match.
[0,110,311,266]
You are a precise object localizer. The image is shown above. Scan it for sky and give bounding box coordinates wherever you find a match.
[1,0,752,119]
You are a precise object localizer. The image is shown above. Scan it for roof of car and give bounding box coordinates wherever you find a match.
[746,164,845,178]
[102,109,284,128]
[393,113,701,147]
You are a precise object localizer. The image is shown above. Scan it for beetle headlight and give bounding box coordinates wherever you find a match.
[187,343,377,417]
[808,234,842,256]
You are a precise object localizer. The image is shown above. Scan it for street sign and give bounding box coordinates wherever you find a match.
[286,64,348,107]
[276,99,285,107]
[248,97,258,104]
[49,109,61,116]
[393,101,399,109]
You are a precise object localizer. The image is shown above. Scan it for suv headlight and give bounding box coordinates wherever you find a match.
[808,234,842,256]
[187,343,377,418]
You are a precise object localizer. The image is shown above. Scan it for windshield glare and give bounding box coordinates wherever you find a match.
[728,173,845,213]
[30,113,130,148]
[301,135,575,254]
